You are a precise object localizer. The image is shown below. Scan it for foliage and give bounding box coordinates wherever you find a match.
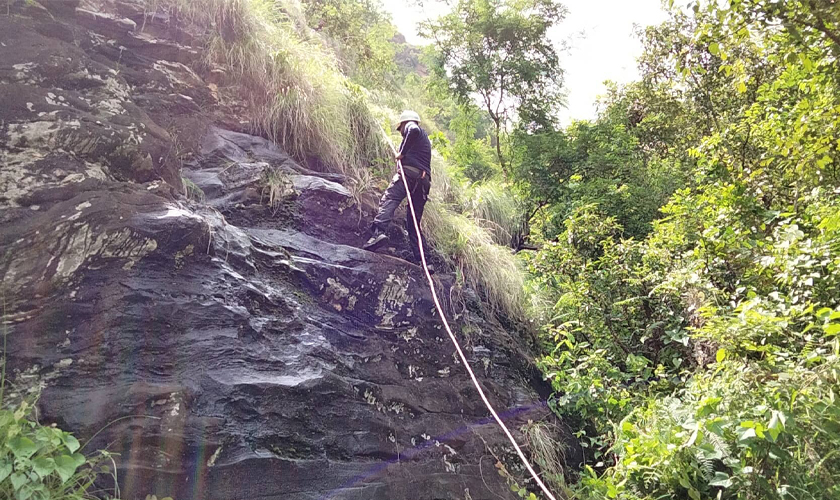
[419,0,566,175]
[424,199,527,322]
[521,420,571,495]
[260,168,295,215]
[181,177,205,203]
[0,319,118,500]
[434,104,498,182]
[521,1,840,498]
[301,0,398,87]
[466,180,524,246]
[511,85,690,241]
[0,400,118,500]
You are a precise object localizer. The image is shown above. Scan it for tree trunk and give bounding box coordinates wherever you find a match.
[492,117,508,179]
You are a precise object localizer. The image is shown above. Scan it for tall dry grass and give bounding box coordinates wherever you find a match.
[153,0,389,179]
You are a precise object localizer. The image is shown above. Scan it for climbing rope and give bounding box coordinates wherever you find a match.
[394,156,558,500]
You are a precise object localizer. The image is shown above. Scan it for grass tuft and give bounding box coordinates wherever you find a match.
[467,180,524,247]
[522,421,572,497]
[260,168,295,214]
[153,0,390,182]
[424,201,526,322]
[182,176,206,202]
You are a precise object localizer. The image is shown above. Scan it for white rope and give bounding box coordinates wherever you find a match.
[394,156,558,500]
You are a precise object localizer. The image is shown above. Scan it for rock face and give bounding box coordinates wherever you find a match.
[0,2,577,500]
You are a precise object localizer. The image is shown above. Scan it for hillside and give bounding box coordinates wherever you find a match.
[0,1,577,499]
[3,0,840,499]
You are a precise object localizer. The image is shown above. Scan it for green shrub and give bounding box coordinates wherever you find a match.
[0,400,119,500]
[300,0,398,87]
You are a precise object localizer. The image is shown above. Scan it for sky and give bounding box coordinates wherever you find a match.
[381,0,670,124]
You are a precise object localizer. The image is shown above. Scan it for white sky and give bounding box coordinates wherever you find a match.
[381,0,670,124]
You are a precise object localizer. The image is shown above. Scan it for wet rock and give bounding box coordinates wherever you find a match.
[76,8,138,38]
[42,0,81,17]
[0,4,579,500]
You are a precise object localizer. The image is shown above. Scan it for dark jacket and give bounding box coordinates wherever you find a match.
[398,121,432,176]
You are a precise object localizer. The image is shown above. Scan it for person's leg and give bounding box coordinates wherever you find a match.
[372,174,406,234]
[365,175,406,251]
[404,177,431,262]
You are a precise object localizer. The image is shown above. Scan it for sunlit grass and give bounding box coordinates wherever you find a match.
[424,200,527,322]
[467,180,524,246]
[153,0,389,181]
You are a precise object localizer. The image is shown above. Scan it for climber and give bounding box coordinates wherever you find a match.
[363,110,433,268]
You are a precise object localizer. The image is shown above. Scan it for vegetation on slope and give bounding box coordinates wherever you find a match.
[154,0,391,177]
[514,1,840,498]
[143,0,840,498]
[149,0,535,323]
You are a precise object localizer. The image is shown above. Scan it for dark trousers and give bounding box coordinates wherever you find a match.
[372,172,431,260]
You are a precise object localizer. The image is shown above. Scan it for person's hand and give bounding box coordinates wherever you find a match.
[395,153,404,161]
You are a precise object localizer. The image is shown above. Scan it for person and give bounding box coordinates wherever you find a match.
[363,110,432,267]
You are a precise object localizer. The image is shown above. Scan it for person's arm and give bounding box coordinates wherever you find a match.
[397,124,419,160]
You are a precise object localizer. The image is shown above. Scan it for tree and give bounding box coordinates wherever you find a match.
[419,0,565,177]
[303,0,398,87]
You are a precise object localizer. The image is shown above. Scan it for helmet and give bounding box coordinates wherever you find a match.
[396,110,421,130]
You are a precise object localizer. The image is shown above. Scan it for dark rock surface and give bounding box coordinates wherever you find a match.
[0,2,578,500]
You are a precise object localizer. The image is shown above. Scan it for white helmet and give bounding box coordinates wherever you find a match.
[397,110,420,130]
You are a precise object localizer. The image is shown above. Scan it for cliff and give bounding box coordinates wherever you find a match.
[0,1,575,499]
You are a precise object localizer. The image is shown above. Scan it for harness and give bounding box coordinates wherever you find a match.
[401,164,427,179]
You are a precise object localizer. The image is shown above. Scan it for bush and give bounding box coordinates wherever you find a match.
[301,0,398,87]
[0,400,119,500]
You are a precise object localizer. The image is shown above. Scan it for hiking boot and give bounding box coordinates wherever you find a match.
[363,233,388,251]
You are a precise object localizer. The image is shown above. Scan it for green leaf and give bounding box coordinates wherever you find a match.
[15,483,36,500]
[0,459,12,483]
[716,348,727,363]
[54,455,82,483]
[709,42,720,55]
[684,424,700,447]
[824,324,840,337]
[689,487,701,500]
[31,457,55,479]
[10,472,28,491]
[768,411,785,430]
[739,427,757,441]
[71,452,86,468]
[9,437,39,460]
[61,434,80,454]
[709,471,733,488]
[14,402,29,422]
[767,410,785,441]
[800,53,813,72]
